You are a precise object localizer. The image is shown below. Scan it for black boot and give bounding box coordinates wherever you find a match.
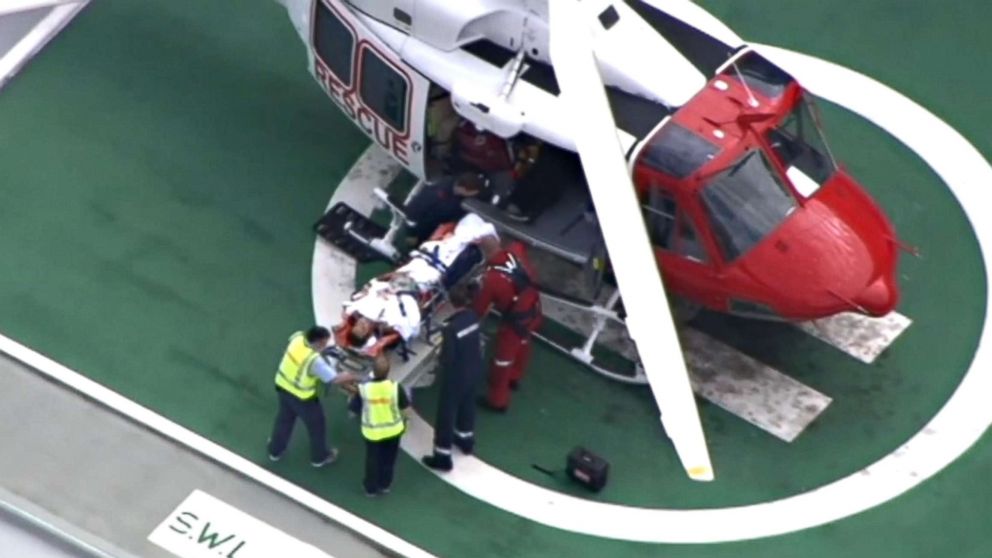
[421,453,453,472]
[453,436,475,455]
[477,396,507,413]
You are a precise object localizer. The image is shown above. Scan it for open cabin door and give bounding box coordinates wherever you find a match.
[308,0,430,178]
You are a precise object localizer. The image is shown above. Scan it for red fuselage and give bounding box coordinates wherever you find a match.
[632,53,899,321]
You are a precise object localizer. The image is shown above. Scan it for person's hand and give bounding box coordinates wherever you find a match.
[334,371,356,385]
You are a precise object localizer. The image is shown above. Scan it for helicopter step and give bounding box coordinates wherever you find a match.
[313,202,395,264]
[796,311,912,364]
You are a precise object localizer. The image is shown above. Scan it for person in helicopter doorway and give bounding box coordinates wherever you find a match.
[451,120,542,222]
[402,171,487,246]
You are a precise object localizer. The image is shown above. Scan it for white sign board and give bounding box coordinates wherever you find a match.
[148,490,332,558]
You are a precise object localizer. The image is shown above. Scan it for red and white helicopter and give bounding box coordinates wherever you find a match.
[278,0,903,481]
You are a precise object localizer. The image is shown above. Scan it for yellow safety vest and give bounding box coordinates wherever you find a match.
[274,332,321,400]
[359,380,405,441]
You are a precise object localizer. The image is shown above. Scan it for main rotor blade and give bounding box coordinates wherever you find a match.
[548,0,713,481]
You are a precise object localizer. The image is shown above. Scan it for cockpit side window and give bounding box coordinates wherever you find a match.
[643,188,708,263]
[765,98,838,197]
[644,188,677,250]
[676,213,708,263]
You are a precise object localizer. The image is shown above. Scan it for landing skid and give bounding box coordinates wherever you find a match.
[534,289,648,385]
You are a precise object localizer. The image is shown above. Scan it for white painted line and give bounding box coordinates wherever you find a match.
[0,0,80,18]
[0,334,436,558]
[0,1,88,90]
[315,45,992,543]
[682,329,831,442]
[149,490,331,558]
[796,311,913,364]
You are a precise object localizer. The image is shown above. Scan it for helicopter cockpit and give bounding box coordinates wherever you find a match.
[628,49,898,319]
[633,49,846,264]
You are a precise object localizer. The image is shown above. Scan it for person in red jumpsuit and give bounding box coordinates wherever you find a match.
[453,121,542,219]
[472,237,543,412]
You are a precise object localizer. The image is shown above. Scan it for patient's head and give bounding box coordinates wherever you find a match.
[350,316,375,345]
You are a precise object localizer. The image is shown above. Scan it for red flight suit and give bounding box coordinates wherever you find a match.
[455,120,514,174]
[473,242,543,409]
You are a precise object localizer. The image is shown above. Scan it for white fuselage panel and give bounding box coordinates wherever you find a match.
[342,0,708,107]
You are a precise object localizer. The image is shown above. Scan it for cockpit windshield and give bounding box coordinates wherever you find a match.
[765,98,838,197]
[720,51,792,100]
[700,150,797,262]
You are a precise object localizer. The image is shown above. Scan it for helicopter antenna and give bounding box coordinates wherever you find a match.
[731,61,760,108]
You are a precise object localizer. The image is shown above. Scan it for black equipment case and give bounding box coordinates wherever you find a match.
[566,446,609,492]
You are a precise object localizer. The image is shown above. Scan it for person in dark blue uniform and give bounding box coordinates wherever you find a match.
[403,172,485,244]
[421,286,484,472]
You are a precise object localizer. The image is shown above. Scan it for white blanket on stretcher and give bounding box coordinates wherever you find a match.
[397,213,497,290]
[342,215,497,341]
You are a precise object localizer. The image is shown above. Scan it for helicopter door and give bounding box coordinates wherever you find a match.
[642,187,722,307]
[309,0,430,177]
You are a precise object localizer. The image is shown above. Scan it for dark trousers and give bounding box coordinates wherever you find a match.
[268,387,330,463]
[434,375,478,451]
[363,435,402,494]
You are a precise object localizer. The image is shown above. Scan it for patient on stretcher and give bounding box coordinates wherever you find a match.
[335,214,498,357]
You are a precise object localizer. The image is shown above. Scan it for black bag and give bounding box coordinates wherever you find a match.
[566,446,609,492]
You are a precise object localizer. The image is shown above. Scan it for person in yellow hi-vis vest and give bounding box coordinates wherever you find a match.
[268,326,355,467]
[348,356,411,497]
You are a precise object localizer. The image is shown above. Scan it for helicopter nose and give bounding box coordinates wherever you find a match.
[854,276,899,316]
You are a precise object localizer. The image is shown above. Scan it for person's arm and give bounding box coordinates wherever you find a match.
[472,274,496,317]
[440,318,456,372]
[398,385,411,411]
[311,357,355,385]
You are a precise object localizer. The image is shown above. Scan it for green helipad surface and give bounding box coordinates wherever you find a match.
[0,1,988,557]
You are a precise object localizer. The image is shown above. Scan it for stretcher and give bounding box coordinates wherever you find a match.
[322,214,496,371]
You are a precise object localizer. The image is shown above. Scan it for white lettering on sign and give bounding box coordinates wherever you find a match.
[148,490,331,558]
